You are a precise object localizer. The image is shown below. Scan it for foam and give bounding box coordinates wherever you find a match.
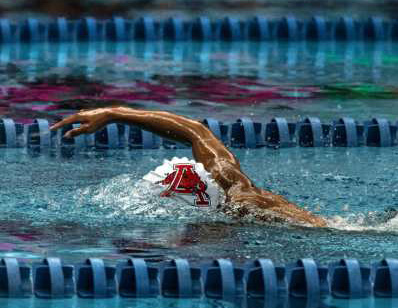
[327,211,398,232]
[74,174,227,223]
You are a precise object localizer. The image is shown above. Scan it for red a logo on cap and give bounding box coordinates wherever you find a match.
[157,163,210,206]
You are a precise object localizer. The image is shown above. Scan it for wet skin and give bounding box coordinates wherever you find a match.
[50,106,327,227]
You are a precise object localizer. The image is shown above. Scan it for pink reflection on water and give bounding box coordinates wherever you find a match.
[0,76,321,122]
[114,55,132,64]
[0,243,16,251]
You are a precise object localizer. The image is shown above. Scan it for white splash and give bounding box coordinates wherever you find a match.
[73,173,226,222]
[143,156,224,208]
[73,171,398,231]
[327,211,398,232]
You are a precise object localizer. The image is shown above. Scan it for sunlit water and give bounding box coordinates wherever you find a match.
[1,147,398,265]
[1,41,398,122]
[0,41,398,308]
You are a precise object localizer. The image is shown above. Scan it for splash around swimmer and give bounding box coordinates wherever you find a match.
[143,157,224,208]
[50,106,327,227]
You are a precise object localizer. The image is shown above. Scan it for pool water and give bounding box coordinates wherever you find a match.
[1,41,398,307]
[1,41,398,122]
[2,147,398,264]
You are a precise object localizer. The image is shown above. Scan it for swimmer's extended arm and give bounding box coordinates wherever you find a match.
[50,106,326,227]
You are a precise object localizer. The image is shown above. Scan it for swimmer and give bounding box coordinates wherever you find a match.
[50,106,327,227]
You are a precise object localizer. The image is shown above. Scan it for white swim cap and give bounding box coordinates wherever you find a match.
[143,157,223,208]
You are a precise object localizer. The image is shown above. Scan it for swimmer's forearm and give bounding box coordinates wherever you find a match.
[109,107,212,145]
[109,107,246,190]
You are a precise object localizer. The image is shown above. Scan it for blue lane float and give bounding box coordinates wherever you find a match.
[141,130,161,149]
[94,124,130,149]
[245,259,287,299]
[246,17,270,41]
[329,259,371,299]
[216,17,242,41]
[203,259,244,300]
[265,117,296,148]
[95,123,119,149]
[392,20,398,40]
[364,17,385,41]
[47,17,70,42]
[306,16,328,40]
[26,119,53,148]
[74,123,90,148]
[0,19,13,43]
[162,18,186,41]
[32,258,74,298]
[286,259,329,299]
[276,16,300,40]
[0,119,24,147]
[60,123,86,148]
[190,17,212,41]
[364,118,396,147]
[0,118,17,148]
[161,259,202,298]
[128,126,161,149]
[335,17,357,40]
[134,17,157,41]
[0,258,31,298]
[117,258,159,298]
[297,117,330,147]
[4,117,398,149]
[331,117,363,147]
[203,118,229,144]
[231,117,263,148]
[76,17,102,41]
[0,258,396,299]
[76,258,116,298]
[203,118,222,140]
[0,16,397,42]
[106,17,130,41]
[372,259,398,298]
[19,18,42,43]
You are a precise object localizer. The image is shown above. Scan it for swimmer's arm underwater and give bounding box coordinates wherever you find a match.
[50,106,326,227]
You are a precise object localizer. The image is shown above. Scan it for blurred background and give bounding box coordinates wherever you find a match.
[1,0,398,274]
[2,0,398,19]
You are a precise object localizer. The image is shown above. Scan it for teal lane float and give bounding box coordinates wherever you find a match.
[0,257,396,300]
[0,16,395,43]
[1,117,397,149]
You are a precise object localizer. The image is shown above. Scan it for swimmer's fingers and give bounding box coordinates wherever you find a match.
[51,108,113,138]
[50,114,82,131]
[63,124,90,139]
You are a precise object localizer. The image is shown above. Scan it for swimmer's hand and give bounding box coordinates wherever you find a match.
[50,108,114,138]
